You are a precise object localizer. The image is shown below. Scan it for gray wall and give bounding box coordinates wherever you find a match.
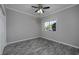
[41,5,79,47]
[0,6,6,54]
[6,9,40,43]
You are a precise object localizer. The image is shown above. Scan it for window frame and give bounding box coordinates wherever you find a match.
[43,19,56,31]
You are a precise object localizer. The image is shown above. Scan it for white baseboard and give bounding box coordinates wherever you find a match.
[7,36,39,46]
[6,36,79,49]
[41,36,79,49]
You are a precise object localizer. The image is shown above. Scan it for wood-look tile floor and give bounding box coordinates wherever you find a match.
[3,37,79,55]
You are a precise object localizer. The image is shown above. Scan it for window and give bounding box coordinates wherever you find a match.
[44,20,56,31]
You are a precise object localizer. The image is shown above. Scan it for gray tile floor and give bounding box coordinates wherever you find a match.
[3,37,79,55]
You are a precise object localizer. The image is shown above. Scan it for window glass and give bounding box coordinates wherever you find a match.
[44,20,56,31]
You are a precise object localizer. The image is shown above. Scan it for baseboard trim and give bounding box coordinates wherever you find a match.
[41,36,79,49]
[7,36,39,46]
[6,36,79,49]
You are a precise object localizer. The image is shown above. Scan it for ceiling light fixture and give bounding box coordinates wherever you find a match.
[37,9,43,14]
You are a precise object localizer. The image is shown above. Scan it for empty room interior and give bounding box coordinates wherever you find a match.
[0,4,79,55]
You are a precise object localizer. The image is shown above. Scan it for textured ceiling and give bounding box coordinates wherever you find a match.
[5,4,77,17]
